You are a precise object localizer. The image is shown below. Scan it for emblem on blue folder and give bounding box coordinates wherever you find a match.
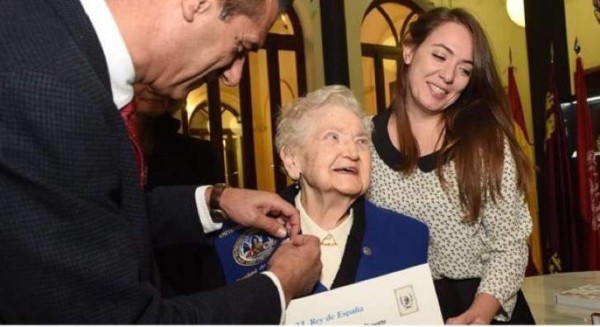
[232,228,278,266]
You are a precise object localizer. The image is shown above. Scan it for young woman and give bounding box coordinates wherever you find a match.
[367,7,534,324]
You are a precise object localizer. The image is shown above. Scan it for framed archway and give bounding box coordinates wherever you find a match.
[361,0,424,114]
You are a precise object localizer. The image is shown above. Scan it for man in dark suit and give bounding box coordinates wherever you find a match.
[0,0,321,323]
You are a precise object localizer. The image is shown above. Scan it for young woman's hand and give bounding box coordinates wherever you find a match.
[446,293,501,325]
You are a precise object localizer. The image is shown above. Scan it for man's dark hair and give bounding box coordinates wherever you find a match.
[220,0,294,21]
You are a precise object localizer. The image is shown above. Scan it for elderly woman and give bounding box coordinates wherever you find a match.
[215,85,429,293]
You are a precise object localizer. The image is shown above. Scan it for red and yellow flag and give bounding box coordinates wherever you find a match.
[508,65,541,275]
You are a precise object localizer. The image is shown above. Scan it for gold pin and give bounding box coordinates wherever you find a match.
[320,234,337,246]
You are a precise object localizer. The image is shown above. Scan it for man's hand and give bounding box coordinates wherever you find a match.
[268,235,322,304]
[209,187,301,238]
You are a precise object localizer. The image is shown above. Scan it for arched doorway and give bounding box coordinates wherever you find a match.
[187,101,244,187]
[361,0,424,115]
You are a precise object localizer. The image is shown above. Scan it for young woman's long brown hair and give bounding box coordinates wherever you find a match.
[393,7,531,222]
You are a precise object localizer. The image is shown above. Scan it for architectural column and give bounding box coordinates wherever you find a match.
[320,0,350,86]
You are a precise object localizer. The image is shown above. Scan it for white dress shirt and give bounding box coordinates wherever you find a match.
[295,193,353,289]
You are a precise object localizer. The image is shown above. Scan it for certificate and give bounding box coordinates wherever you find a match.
[285,264,443,325]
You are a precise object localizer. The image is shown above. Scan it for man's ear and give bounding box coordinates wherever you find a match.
[280,146,301,180]
[182,0,211,22]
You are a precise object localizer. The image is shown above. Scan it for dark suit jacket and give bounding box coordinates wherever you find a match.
[146,114,224,190]
[0,0,279,323]
[144,114,226,296]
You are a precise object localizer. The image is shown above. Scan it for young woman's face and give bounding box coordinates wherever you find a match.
[402,21,474,115]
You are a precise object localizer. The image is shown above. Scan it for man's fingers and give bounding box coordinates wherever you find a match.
[219,188,300,237]
[290,234,319,247]
[263,201,300,236]
[253,215,287,238]
[285,219,301,236]
[272,218,299,237]
[267,200,300,229]
[272,200,300,221]
[289,234,302,246]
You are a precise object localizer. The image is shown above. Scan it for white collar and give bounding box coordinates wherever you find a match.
[295,192,353,247]
[295,192,353,289]
[79,0,135,109]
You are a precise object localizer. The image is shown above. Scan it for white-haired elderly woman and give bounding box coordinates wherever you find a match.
[214,85,429,294]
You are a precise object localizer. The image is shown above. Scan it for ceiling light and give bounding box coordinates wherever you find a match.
[506,0,525,28]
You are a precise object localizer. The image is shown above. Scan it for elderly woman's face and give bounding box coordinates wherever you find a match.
[284,105,371,200]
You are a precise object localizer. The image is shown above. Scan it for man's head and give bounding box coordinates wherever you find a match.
[112,0,293,99]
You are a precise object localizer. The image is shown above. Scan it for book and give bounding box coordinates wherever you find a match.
[554,284,600,311]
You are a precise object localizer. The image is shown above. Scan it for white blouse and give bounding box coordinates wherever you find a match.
[295,193,353,289]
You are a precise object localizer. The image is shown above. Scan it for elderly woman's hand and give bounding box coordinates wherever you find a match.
[217,187,301,238]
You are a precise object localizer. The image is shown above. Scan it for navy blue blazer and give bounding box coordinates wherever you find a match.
[215,186,430,293]
[0,0,279,323]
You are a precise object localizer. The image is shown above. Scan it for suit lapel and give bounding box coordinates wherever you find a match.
[43,0,112,93]
[43,0,152,278]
